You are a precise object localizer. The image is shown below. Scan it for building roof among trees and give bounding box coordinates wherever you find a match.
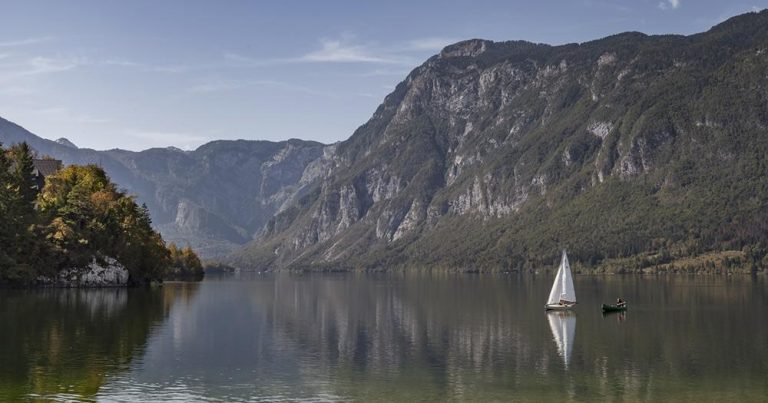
[32,159,63,177]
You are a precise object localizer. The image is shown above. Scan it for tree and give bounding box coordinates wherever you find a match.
[181,246,203,277]
[166,242,204,280]
[37,165,171,283]
[8,142,38,210]
[0,142,42,281]
[0,158,202,285]
[0,143,16,276]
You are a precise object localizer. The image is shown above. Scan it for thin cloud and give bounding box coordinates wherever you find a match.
[0,86,36,96]
[402,37,459,51]
[225,36,426,67]
[0,37,54,48]
[223,52,263,66]
[357,68,412,77]
[254,80,323,95]
[31,106,110,124]
[147,65,191,73]
[187,79,241,93]
[101,58,143,68]
[124,129,207,150]
[100,58,194,74]
[0,54,188,84]
[301,39,401,64]
[27,56,84,74]
[0,53,190,82]
[187,78,326,97]
[658,0,680,10]
[0,55,85,83]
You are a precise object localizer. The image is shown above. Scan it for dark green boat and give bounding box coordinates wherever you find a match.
[601,303,627,312]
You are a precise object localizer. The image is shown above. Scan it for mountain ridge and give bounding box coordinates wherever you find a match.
[0,116,330,258]
[230,10,768,271]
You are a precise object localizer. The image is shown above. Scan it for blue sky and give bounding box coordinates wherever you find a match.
[0,0,765,151]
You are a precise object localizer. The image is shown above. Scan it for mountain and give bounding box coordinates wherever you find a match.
[0,117,330,257]
[231,11,768,271]
[55,138,78,148]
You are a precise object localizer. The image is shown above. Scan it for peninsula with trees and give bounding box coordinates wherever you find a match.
[0,142,203,286]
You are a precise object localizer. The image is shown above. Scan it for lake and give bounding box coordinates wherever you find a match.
[1,273,766,401]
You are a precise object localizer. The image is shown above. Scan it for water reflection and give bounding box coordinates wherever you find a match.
[601,310,626,323]
[547,311,576,368]
[98,274,768,401]
[0,283,199,401]
[108,273,564,400]
[3,274,768,401]
[262,273,545,388]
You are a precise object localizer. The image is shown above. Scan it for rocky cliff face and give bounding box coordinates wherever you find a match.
[233,11,768,270]
[0,118,329,258]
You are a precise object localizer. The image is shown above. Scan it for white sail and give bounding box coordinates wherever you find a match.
[547,250,576,305]
[546,260,564,305]
[560,251,576,303]
[547,311,576,368]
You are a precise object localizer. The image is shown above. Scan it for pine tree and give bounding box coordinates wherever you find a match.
[0,143,16,275]
[1,143,40,280]
[9,142,37,206]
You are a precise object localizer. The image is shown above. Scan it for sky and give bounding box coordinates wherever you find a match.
[0,0,766,151]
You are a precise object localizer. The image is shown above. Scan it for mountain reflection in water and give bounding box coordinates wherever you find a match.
[2,273,767,401]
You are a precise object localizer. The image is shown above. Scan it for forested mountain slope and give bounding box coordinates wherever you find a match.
[233,11,768,271]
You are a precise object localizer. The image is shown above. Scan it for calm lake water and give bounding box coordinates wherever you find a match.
[1,273,767,401]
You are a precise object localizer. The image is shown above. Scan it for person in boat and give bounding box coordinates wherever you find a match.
[616,298,626,307]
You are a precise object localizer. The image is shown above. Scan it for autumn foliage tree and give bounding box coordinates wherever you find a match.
[36,164,172,283]
[0,142,202,285]
[166,242,204,280]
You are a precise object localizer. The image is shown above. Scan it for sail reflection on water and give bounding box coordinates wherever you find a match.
[547,311,576,368]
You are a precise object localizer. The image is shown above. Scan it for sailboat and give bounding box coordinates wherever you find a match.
[547,311,576,368]
[545,250,576,310]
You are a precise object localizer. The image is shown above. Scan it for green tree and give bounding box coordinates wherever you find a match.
[8,142,37,210]
[0,143,16,275]
[0,143,42,281]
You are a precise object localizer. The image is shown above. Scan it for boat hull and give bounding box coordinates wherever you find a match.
[601,304,627,312]
[545,303,575,311]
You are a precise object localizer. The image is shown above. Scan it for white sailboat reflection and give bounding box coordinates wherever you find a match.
[547,311,576,369]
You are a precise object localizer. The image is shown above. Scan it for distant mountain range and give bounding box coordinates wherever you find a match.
[3,10,768,270]
[0,116,330,257]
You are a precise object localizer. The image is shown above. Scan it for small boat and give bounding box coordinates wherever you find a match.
[545,250,576,310]
[601,303,627,313]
